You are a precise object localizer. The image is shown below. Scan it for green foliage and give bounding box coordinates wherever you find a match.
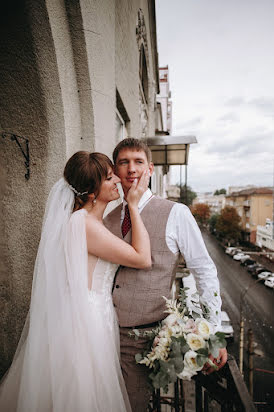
[176,184,197,206]
[214,188,226,195]
[208,333,227,358]
[209,213,219,234]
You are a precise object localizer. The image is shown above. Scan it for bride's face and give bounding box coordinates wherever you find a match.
[96,168,121,203]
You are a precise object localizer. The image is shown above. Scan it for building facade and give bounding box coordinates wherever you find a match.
[151,65,173,198]
[156,65,172,133]
[256,219,274,252]
[0,0,160,374]
[225,188,273,243]
[193,193,226,215]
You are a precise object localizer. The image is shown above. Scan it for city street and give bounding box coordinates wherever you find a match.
[202,230,274,411]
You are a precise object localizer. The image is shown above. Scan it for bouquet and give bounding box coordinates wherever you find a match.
[131,288,226,391]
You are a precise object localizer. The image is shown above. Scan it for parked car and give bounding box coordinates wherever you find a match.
[248,264,267,277]
[247,263,263,273]
[233,253,250,261]
[239,255,251,263]
[230,248,242,257]
[254,267,270,277]
[220,311,234,341]
[258,271,273,280]
[264,276,274,288]
[225,247,238,255]
[241,258,256,267]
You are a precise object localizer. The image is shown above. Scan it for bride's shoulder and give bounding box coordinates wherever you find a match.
[85,213,104,233]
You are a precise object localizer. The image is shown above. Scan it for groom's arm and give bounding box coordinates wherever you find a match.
[166,203,222,330]
[166,203,227,373]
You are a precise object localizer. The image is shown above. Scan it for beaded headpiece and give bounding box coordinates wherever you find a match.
[68,184,88,197]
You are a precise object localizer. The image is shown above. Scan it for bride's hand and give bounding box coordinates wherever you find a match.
[127,170,150,208]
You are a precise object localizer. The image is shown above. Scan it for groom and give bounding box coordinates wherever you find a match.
[104,138,227,412]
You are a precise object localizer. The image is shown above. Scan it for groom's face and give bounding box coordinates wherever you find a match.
[114,148,154,197]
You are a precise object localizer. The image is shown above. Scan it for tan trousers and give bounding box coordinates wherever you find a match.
[120,327,153,412]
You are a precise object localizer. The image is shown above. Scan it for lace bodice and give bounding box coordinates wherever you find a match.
[90,258,118,296]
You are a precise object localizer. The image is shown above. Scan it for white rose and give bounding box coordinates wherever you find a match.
[162,314,178,327]
[195,318,212,340]
[158,337,170,346]
[186,333,205,351]
[184,350,203,372]
[154,344,169,361]
[177,367,195,381]
[170,324,183,337]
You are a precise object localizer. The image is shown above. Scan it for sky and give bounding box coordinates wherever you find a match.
[156,0,274,193]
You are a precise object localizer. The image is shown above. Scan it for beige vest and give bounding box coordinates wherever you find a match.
[104,197,179,327]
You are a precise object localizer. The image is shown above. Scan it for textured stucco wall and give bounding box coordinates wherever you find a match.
[115,0,157,138]
[0,0,68,374]
[0,0,158,376]
[81,0,116,158]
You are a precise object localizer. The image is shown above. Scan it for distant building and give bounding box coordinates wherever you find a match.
[152,65,173,198]
[166,184,180,202]
[225,188,273,243]
[256,219,274,252]
[193,193,226,215]
[227,185,256,195]
[157,65,172,133]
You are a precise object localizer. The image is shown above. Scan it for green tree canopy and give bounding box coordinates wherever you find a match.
[214,188,226,195]
[209,213,219,234]
[176,185,197,207]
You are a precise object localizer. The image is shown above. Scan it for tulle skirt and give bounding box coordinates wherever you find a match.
[0,291,131,412]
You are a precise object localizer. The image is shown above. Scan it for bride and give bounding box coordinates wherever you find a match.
[0,151,151,412]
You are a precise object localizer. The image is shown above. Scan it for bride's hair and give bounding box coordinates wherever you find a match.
[64,151,113,211]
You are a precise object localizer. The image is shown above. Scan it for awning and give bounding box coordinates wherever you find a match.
[144,135,197,166]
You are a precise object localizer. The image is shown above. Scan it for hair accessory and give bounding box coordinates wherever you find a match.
[68,184,88,197]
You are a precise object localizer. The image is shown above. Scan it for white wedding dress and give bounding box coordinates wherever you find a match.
[0,181,131,412]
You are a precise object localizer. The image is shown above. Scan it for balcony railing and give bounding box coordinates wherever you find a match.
[149,355,256,411]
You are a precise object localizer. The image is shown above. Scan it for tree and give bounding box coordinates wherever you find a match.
[214,188,226,195]
[209,213,219,234]
[191,203,211,226]
[215,206,241,244]
[176,184,197,206]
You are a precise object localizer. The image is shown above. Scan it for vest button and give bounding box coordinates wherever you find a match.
[116,284,120,288]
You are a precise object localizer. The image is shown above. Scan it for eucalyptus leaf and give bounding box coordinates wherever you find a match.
[135,353,143,363]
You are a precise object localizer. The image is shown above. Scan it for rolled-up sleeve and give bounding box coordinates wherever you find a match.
[166,203,222,330]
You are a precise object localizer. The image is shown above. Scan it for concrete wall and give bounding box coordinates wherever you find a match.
[0,0,158,375]
[115,0,157,139]
[0,1,68,373]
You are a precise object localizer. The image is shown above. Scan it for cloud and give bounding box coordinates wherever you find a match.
[247,97,274,116]
[176,116,203,130]
[224,97,245,107]
[217,112,240,123]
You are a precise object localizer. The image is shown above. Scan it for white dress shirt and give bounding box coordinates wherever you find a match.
[122,189,222,330]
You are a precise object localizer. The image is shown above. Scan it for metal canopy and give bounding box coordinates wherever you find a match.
[144,135,197,166]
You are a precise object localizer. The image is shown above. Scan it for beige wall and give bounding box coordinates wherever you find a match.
[225,193,273,242]
[0,0,158,374]
[250,194,273,231]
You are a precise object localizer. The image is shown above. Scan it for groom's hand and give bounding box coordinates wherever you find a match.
[202,348,228,374]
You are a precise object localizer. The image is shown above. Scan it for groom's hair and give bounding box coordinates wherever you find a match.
[113,138,152,164]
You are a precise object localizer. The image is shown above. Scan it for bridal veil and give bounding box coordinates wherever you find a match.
[0,178,130,412]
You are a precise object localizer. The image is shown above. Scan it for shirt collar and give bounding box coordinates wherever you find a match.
[123,189,153,210]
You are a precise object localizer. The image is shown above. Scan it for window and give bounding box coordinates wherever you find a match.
[116,89,130,142]
[115,109,125,142]
[139,44,148,104]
